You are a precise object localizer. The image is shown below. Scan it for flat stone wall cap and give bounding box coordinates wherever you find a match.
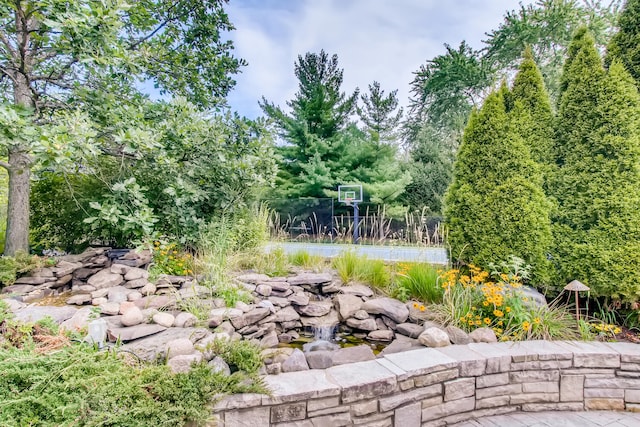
[555,340,620,355]
[435,344,488,362]
[602,341,640,357]
[468,341,537,359]
[515,340,574,359]
[264,369,341,403]
[326,359,397,389]
[214,393,265,411]
[381,347,457,380]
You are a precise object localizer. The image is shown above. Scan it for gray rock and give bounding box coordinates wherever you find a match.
[287,273,332,286]
[52,261,83,277]
[289,293,310,306]
[274,306,300,322]
[59,306,94,332]
[377,337,420,357]
[133,295,177,310]
[280,320,302,330]
[72,284,96,293]
[127,291,142,301]
[92,297,108,306]
[282,349,309,373]
[124,278,149,289]
[322,280,342,293]
[52,274,73,288]
[91,288,110,299]
[396,323,424,339]
[469,327,498,343]
[339,284,374,298]
[207,314,223,328]
[166,338,195,359]
[332,345,376,366]
[174,312,197,328]
[301,311,339,328]
[3,298,26,312]
[2,284,35,295]
[266,281,290,292]
[295,301,332,317]
[139,283,156,296]
[445,325,472,345]
[305,350,334,369]
[14,276,46,285]
[167,353,203,373]
[335,294,363,320]
[107,324,167,343]
[208,356,231,375]
[361,297,409,323]
[235,301,253,313]
[268,296,291,308]
[353,309,370,320]
[14,305,78,324]
[368,330,394,341]
[152,312,175,327]
[121,306,144,326]
[119,327,209,360]
[519,285,547,308]
[255,284,272,297]
[257,300,276,312]
[418,327,451,348]
[260,330,279,348]
[31,268,55,278]
[73,267,101,280]
[87,269,124,290]
[67,294,92,305]
[124,267,149,281]
[346,317,378,331]
[236,273,271,284]
[100,302,121,316]
[107,286,129,303]
[230,307,270,329]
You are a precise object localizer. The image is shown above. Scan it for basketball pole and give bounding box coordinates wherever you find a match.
[353,201,359,244]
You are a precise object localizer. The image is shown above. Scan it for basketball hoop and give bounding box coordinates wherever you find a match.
[344,197,353,206]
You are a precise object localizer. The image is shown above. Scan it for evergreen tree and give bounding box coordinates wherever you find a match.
[357,81,403,144]
[553,28,640,300]
[606,0,640,85]
[510,47,555,170]
[445,87,552,283]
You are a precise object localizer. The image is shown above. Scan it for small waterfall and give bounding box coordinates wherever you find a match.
[313,324,337,342]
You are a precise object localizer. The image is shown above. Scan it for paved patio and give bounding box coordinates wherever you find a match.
[451,411,640,426]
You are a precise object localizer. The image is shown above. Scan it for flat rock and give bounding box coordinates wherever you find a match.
[133,295,177,310]
[287,273,332,286]
[87,269,123,290]
[31,268,55,278]
[396,323,424,339]
[67,294,92,305]
[331,345,376,366]
[368,330,394,341]
[166,338,195,359]
[361,297,409,323]
[282,349,309,373]
[174,312,197,328]
[3,298,26,312]
[73,267,101,280]
[52,261,83,277]
[120,327,210,361]
[100,302,121,316]
[52,274,73,288]
[107,323,166,343]
[236,273,271,284]
[274,306,300,322]
[255,284,272,296]
[14,305,78,324]
[335,294,363,320]
[59,306,93,332]
[124,278,149,289]
[265,281,290,292]
[419,327,451,348]
[260,330,280,348]
[301,310,339,328]
[346,317,378,331]
[296,301,333,317]
[209,307,243,320]
[289,293,310,306]
[14,276,46,285]
[378,337,420,357]
[339,284,374,298]
[2,284,35,295]
[124,267,149,281]
[230,307,270,329]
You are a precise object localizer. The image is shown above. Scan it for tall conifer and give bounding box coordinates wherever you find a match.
[445,87,552,283]
[606,0,640,86]
[553,28,640,301]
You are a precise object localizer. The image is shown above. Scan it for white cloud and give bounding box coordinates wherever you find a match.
[225,0,534,119]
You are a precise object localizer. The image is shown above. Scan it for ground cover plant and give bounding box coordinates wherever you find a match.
[0,301,267,427]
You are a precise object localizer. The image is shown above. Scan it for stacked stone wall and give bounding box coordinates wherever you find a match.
[213,340,640,426]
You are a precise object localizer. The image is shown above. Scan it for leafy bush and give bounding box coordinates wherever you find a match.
[151,241,195,277]
[0,252,54,287]
[206,339,263,374]
[332,250,390,288]
[211,283,252,308]
[393,262,443,303]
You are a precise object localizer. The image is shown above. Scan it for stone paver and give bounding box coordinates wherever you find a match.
[450,411,640,427]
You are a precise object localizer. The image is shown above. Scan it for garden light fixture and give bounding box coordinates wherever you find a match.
[564,280,590,320]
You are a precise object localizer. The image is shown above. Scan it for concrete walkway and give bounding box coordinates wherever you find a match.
[450,411,640,427]
[265,241,448,264]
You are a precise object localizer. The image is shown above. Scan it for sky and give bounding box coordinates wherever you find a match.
[224,0,535,120]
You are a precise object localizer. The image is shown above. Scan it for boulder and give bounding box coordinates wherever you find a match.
[469,327,498,343]
[73,267,101,280]
[266,281,290,292]
[124,267,149,281]
[167,353,203,373]
[133,295,177,310]
[361,297,409,323]
[418,327,451,348]
[2,284,35,295]
[305,350,334,369]
[139,283,156,296]
[273,306,300,323]
[339,284,374,298]
[334,294,363,320]
[166,338,195,359]
[87,269,124,290]
[209,307,243,320]
[396,323,424,339]
[152,312,175,328]
[124,278,149,289]
[353,309,370,320]
[445,325,472,345]
[260,330,280,348]
[295,301,332,317]
[288,293,310,306]
[121,306,144,327]
[52,274,73,288]
[127,291,142,301]
[346,317,378,331]
[52,261,83,277]
[368,330,394,341]
[174,312,197,328]
[208,356,231,375]
[281,349,309,373]
[14,276,46,285]
[255,284,272,297]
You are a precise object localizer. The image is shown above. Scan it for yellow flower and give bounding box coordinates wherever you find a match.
[533,317,541,325]
[475,320,482,326]
[493,310,504,318]
[614,327,621,334]
[419,305,425,312]
[522,321,531,331]
[482,301,489,307]
[413,302,419,308]
[483,318,491,325]
[505,307,511,313]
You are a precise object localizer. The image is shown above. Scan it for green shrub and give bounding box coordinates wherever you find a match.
[207,339,263,374]
[333,250,360,283]
[288,250,325,271]
[394,262,443,303]
[0,252,53,287]
[332,250,390,289]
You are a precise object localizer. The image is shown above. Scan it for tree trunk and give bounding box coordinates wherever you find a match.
[4,150,31,255]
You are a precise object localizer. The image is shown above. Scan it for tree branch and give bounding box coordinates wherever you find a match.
[0,32,18,60]
[0,160,10,170]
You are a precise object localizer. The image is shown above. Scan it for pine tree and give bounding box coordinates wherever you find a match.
[606,0,640,85]
[553,48,640,301]
[357,81,403,144]
[445,87,552,283]
[509,47,555,176]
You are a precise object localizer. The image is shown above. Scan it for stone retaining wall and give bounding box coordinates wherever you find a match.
[213,340,640,427]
